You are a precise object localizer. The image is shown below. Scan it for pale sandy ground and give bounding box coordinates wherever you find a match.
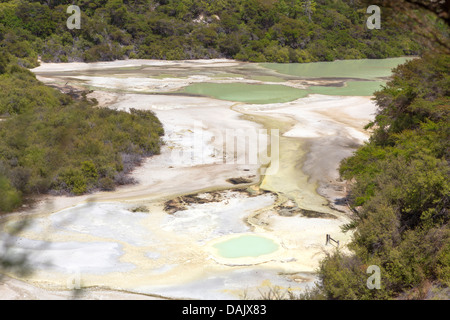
[34,58,310,95]
[0,59,377,299]
[31,59,243,73]
[0,276,163,300]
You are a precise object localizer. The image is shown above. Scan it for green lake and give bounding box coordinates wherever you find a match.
[260,57,414,80]
[178,58,413,101]
[181,83,309,104]
[181,79,385,101]
[309,80,386,96]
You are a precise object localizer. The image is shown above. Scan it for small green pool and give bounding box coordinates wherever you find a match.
[213,234,279,259]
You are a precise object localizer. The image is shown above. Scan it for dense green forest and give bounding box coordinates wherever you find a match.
[0,55,164,213]
[0,0,421,65]
[308,54,449,299]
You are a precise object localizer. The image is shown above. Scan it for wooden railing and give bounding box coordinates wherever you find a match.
[326,234,340,247]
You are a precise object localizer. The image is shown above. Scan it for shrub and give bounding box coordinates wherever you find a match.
[0,174,22,213]
[99,177,115,191]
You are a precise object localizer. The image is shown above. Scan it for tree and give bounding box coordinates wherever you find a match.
[302,0,316,22]
[368,0,449,25]
[0,54,9,75]
[362,0,450,53]
[0,174,22,213]
[106,0,129,27]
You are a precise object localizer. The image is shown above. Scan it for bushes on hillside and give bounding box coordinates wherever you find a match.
[318,54,449,299]
[0,62,164,212]
[0,0,421,64]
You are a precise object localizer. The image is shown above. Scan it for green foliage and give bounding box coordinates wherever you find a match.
[0,59,164,212]
[59,167,88,195]
[368,54,450,146]
[318,54,450,299]
[0,53,9,74]
[317,251,387,299]
[0,173,22,212]
[0,65,65,115]
[0,0,421,64]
